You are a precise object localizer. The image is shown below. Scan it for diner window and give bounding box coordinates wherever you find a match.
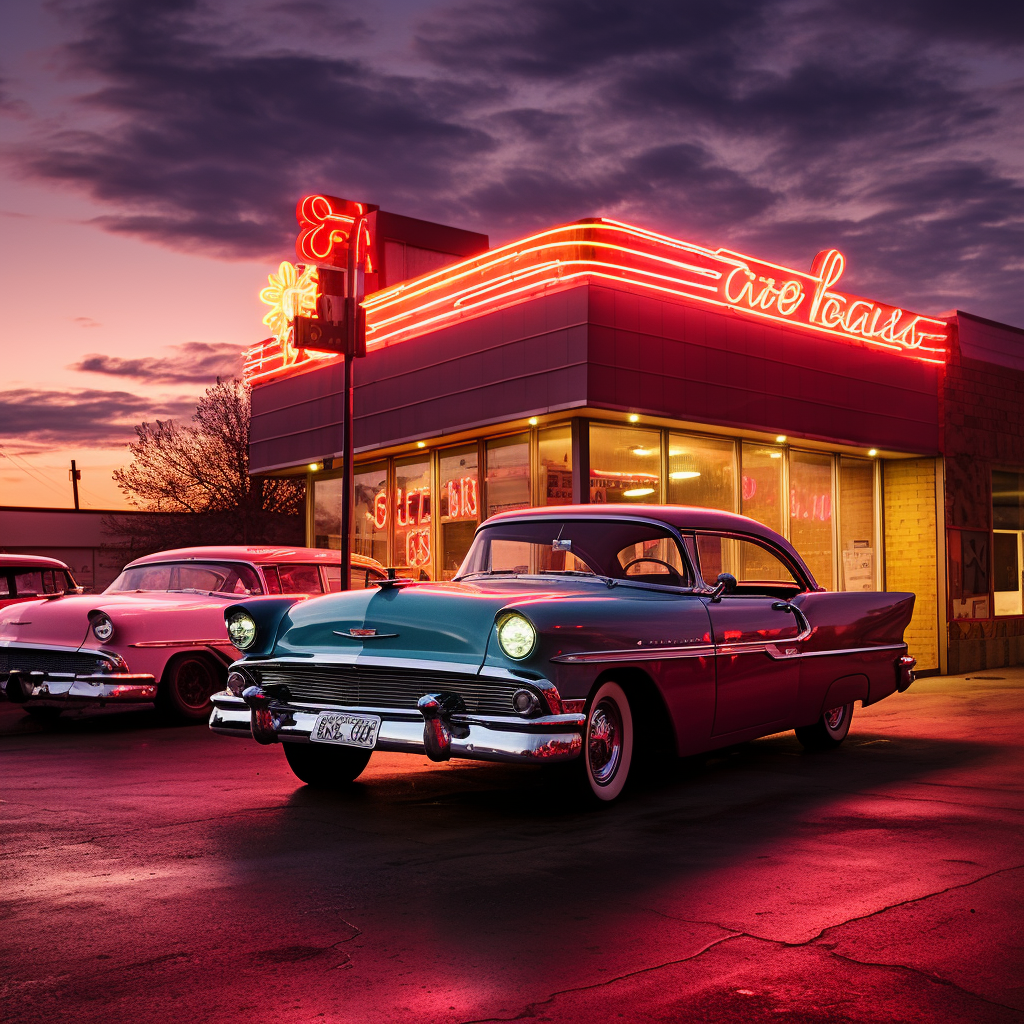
[439,445,478,580]
[741,442,785,536]
[590,424,661,503]
[278,564,323,594]
[789,450,834,590]
[539,425,572,505]
[353,461,389,565]
[668,433,735,511]
[394,456,432,580]
[486,434,530,518]
[313,475,343,549]
[949,529,990,619]
[839,457,877,591]
[993,470,1024,616]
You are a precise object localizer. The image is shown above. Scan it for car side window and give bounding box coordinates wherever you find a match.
[614,536,693,586]
[262,567,282,594]
[0,574,10,596]
[696,534,802,596]
[13,571,44,597]
[278,564,323,594]
[324,566,379,591]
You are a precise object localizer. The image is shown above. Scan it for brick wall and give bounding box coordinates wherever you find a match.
[943,314,1024,672]
[884,458,939,671]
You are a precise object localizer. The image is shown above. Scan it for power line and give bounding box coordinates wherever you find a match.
[0,446,76,503]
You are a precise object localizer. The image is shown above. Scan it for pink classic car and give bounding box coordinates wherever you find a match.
[0,546,387,722]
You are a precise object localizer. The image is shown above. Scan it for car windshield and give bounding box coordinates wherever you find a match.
[456,519,694,587]
[106,561,263,596]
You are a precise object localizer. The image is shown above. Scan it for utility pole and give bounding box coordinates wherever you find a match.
[69,460,81,510]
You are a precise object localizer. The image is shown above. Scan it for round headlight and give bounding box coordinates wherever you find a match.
[91,614,114,643]
[227,611,257,650]
[497,613,537,660]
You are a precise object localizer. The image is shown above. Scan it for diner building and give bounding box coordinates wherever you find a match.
[245,211,1024,676]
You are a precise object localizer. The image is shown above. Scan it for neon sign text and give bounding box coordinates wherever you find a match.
[246,219,951,384]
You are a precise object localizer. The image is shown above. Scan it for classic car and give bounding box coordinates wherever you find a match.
[0,554,82,610]
[0,545,387,722]
[210,506,917,802]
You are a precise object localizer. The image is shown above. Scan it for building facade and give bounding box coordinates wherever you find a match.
[246,216,1024,676]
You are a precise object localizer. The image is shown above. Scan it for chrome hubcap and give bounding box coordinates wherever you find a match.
[823,705,846,731]
[588,698,622,785]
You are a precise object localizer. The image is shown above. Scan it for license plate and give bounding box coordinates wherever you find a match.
[310,711,381,749]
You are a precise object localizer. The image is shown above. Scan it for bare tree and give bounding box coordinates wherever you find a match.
[104,379,304,555]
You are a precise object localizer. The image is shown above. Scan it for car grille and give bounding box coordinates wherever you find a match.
[0,648,110,676]
[255,663,525,716]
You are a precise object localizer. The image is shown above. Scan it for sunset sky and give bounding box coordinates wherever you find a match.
[1,0,1021,509]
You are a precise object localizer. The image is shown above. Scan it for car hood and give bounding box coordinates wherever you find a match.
[272,578,607,668]
[0,591,237,651]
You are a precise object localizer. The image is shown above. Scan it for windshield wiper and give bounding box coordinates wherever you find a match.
[456,570,518,580]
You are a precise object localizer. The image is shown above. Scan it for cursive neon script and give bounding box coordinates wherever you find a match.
[720,247,947,356]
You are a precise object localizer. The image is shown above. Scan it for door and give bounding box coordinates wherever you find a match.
[697,533,805,735]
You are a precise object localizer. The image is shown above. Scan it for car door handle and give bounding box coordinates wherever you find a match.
[771,601,812,640]
[771,601,794,612]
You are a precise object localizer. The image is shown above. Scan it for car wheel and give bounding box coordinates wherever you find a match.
[795,702,854,750]
[572,681,634,803]
[25,707,62,723]
[157,655,222,722]
[283,741,372,788]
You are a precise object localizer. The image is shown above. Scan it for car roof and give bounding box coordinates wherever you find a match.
[0,553,72,571]
[483,504,814,584]
[124,546,385,571]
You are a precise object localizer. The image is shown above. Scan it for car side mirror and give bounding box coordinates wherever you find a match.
[709,572,737,602]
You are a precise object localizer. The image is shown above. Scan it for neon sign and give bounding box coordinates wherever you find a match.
[252,262,333,378]
[295,195,377,269]
[245,219,951,385]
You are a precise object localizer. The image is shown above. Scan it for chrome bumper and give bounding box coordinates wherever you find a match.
[209,691,585,765]
[1,671,158,706]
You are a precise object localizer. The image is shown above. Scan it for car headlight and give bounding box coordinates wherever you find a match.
[91,614,114,642]
[497,613,537,660]
[227,611,257,650]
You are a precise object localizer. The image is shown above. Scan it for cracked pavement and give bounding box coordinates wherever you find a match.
[1,671,1022,1023]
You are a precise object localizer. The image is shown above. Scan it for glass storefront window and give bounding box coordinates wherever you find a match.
[313,475,343,549]
[394,456,432,579]
[949,529,990,619]
[839,457,876,591]
[993,470,1024,615]
[486,434,530,518]
[353,461,388,565]
[439,445,479,580]
[668,433,735,510]
[590,424,661,503]
[539,425,573,505]
[789,450,834,590]
[741,442,785,536]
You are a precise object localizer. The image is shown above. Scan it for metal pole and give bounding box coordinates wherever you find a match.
[70,460,80,511]
[338,216,364,592]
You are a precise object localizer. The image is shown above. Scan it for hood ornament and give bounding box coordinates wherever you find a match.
[334,628,399,639]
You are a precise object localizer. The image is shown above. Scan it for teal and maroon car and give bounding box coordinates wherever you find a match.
[211,505,917,801]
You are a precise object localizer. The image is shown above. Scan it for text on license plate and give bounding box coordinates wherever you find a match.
[310,711,381,749]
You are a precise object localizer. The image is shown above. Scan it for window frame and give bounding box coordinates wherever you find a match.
[691,529,813,594]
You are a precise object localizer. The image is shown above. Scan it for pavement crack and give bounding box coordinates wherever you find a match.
[456,932,742,1024]
[829,949,1023,1013]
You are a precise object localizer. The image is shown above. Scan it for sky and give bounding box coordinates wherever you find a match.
[0,0,1022,509]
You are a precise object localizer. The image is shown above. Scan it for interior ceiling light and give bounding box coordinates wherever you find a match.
[623,487,655,497]
[631,447,654,456]
[670,471,701,480]
[769,452,783,459]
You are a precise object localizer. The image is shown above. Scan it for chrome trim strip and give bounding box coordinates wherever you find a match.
[129,639,234,648]
[551,644,715,664]
[332,631,400,639]
[766,642,907,661]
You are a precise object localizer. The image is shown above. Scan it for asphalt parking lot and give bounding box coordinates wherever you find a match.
[2,670,1022,1024]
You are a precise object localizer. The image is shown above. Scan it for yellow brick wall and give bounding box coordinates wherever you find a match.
[883,459,939,671]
